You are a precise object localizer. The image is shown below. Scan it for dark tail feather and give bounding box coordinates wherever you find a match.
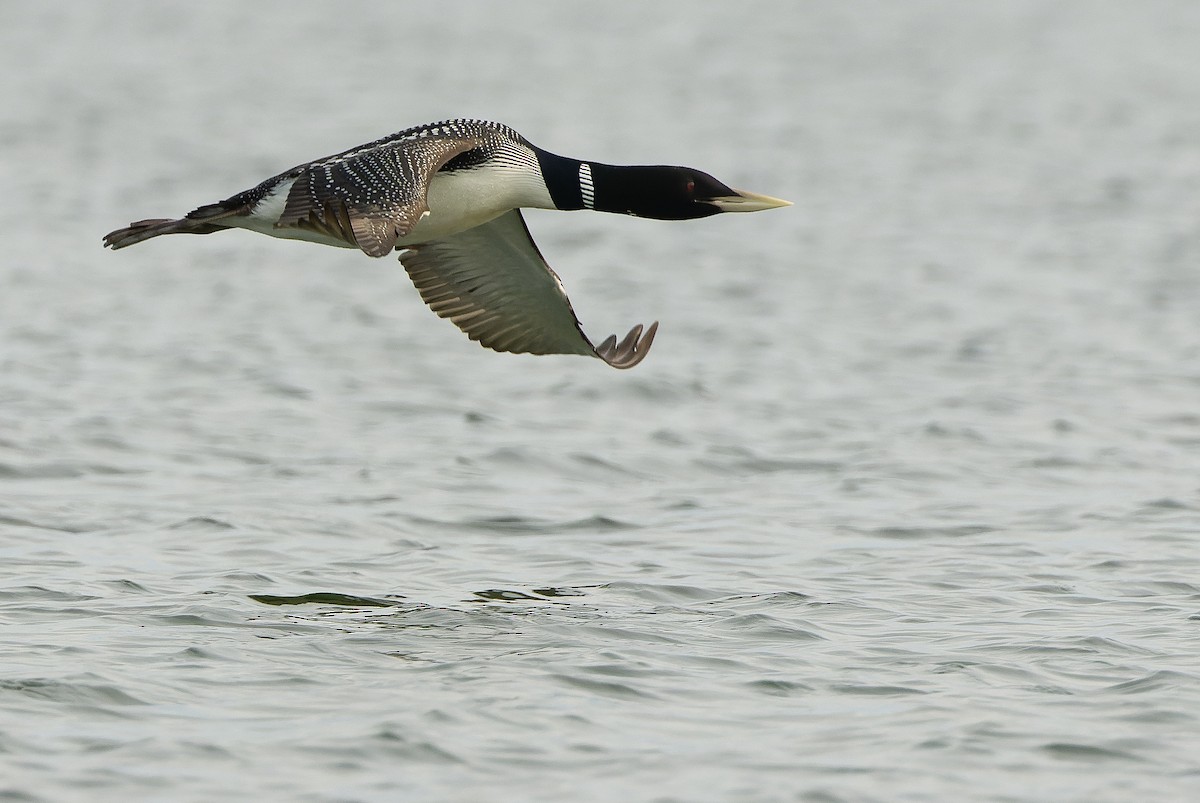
[102,217,228,250]
[103,218,181,249]
[103,197,248,250]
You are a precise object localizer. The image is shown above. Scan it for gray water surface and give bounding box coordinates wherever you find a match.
[3,2,1200,801]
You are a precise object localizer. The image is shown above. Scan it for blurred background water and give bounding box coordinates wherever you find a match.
[2,2,1200,801]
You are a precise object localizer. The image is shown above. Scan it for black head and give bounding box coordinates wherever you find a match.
[588,163,791,220]
[534,148,791,218]
[590,165,726,219]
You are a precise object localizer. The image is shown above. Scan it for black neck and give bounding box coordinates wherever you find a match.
[537,148,654,213]
[534,148,712,220]
[534,148,588,211]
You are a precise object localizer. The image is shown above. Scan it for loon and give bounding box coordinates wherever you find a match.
[103,119,790,368]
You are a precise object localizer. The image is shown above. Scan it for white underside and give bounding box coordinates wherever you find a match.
[228,162,556,251]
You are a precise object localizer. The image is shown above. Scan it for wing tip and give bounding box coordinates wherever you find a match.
[594,321,658,369]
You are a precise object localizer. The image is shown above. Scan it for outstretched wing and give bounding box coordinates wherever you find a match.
[399,210,657,368]
[276,133,485,257]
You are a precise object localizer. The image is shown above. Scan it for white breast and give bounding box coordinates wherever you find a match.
[398,161,556,245]
[227,152,557,251]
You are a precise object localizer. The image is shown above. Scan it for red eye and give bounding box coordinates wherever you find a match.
[686,180,696,193]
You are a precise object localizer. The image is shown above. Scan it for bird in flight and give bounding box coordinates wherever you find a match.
[104,119,790,368]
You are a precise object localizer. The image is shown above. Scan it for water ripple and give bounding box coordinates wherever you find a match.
[5,3,1200,802]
